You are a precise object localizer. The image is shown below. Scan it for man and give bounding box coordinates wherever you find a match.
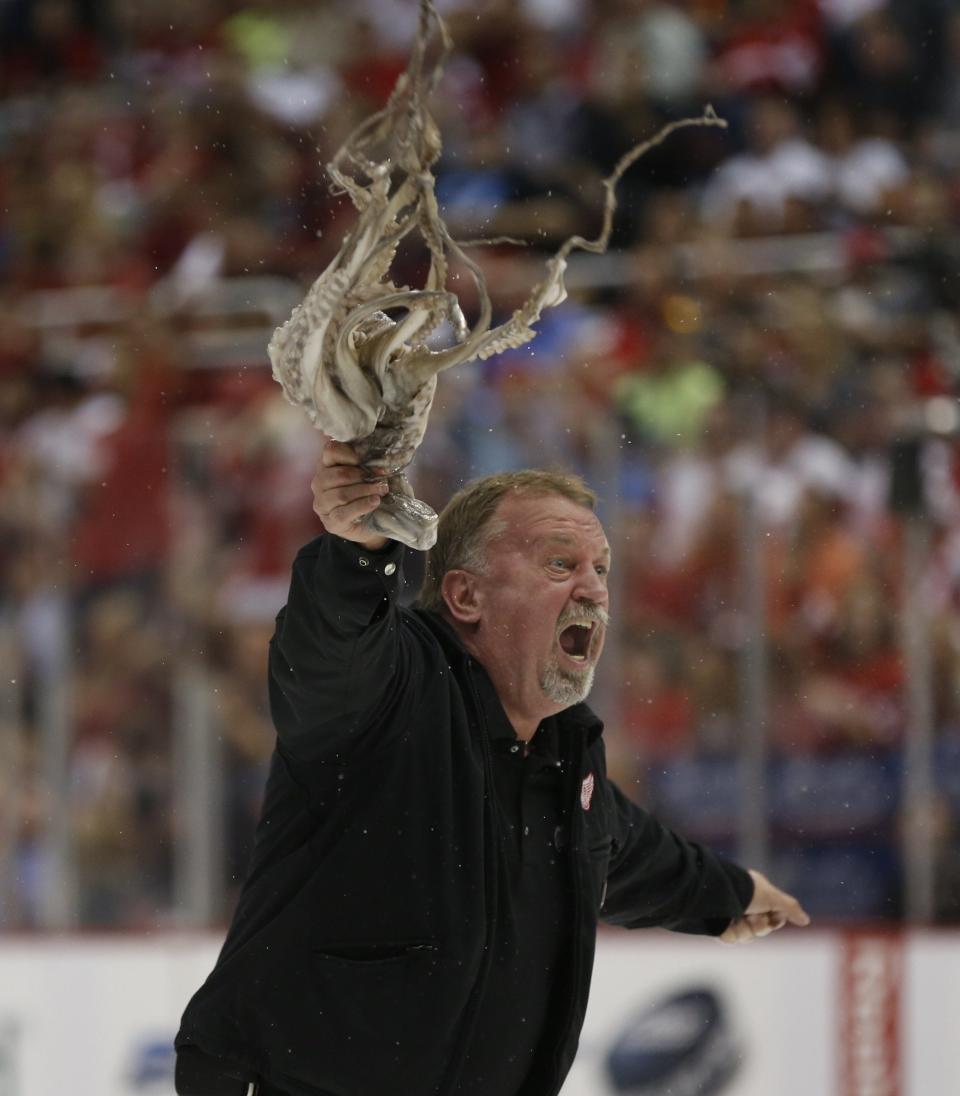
[175,439,808,1096]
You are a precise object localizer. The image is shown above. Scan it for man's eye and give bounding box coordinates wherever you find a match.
[548,558,568,570]
[595,565,608,577]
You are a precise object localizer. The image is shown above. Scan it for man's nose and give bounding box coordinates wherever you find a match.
[574,568,608,605]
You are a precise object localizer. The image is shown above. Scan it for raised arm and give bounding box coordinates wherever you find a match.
[267,440,408,762]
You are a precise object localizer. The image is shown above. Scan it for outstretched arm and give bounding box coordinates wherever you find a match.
[601,774,808,940]
[602,779,754,935]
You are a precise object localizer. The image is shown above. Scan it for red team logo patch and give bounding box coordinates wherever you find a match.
[580,772,595,811]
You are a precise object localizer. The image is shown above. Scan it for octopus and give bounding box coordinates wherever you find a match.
[268,0,725,550]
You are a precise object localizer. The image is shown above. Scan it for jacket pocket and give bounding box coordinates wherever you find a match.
[310,940,438,964]
[257,937,450,1093]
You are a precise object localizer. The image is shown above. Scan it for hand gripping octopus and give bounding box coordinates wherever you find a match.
[268,0,725,550]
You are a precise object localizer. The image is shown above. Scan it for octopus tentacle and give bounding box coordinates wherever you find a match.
[268,0,726,549]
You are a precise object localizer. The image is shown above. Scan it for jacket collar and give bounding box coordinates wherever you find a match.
[414,608,604,747]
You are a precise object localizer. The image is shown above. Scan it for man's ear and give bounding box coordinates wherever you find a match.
[441,569,482,624]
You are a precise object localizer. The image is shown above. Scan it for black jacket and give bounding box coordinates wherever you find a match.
[176,534,753,1096]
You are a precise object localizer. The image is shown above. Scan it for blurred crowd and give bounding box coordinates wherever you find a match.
[1,0,960,928]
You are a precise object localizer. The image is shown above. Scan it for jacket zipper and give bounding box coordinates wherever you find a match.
[545,733,590,1094]
[436,657,500,1094]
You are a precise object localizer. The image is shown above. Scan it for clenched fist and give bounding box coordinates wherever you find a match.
[312,438,390,552]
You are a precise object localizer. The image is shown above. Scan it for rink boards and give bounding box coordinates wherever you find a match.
[0,928,957,1095]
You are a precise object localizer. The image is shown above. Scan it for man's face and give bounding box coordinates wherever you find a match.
[467,492,610,713]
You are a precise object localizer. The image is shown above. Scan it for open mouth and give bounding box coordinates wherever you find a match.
[558,621,596,663]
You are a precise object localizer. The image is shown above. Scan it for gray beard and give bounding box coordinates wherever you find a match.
[541,658,596,707]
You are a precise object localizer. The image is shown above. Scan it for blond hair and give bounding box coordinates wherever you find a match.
[417,470,597,612]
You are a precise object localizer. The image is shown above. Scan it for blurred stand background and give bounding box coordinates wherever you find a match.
[1,0,959,934]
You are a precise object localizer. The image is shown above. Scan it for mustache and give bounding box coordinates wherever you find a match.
[557,603,609,630]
